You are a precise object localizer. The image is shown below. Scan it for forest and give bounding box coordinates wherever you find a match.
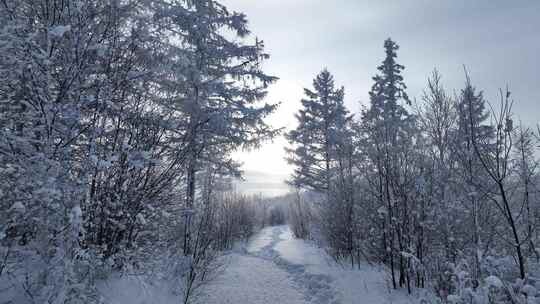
[0,1,539,304]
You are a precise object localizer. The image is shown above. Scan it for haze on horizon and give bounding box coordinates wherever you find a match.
[228,0,540,197]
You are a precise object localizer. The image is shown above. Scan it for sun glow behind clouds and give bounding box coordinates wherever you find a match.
[232,79,302,196]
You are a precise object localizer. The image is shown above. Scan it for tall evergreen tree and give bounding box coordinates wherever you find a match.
[359,38,417,291]
[285,69,350,193]
[286,69,359,266]
[155,0,279,255]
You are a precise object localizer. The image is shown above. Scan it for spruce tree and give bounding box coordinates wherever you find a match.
[359,38,416,291]
[156,0,279,255]
[286,69,350,193]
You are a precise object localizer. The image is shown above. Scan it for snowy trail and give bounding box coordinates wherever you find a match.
[196,226,312,304]
[251,226,340,304]
[197,225,413,304]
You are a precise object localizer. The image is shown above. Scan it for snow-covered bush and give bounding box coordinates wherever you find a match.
[288,191,313,240]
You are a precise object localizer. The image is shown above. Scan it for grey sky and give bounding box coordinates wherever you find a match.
[228,0,540,196]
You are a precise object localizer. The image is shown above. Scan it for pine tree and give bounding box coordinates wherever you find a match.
[158,0,279,256]
[359,38,416,291]
[456,76,493,150]
[285,69,351,193]
[286,69,359,266]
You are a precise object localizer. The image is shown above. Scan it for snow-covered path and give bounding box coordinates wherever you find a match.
[196,225,328,304]
[197,225,414,304]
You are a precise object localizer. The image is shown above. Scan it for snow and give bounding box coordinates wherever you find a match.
[447,294,461,303]
[485,275,503,288]
[197,226,307,304]
[246,225,275,253]
[274,228,330,266]
[377,205,388,215]
[10,201,25,213]
[97,274,179,304]
[136,213,147,225]
[49,25,71,38]
[275,226,414,304]
[198,225,414,304]
[70,205,82,226]
[72,205,82,218]
[94,226,418,304]
[196,254,307,304]
[521,284,537,296]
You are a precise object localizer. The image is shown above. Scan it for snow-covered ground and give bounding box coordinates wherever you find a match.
[98,274,180,304]
[197,225,416,304]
